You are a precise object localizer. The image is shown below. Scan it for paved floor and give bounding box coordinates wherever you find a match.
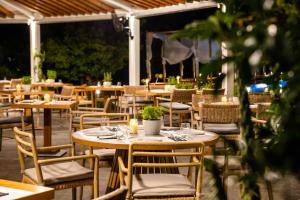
[0,112,300,199]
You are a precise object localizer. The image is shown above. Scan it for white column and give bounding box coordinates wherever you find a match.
[221,42,234,96]
[29,20,41,83]
[128,15,140,85]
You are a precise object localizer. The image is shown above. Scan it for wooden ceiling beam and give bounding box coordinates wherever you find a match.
[59,0,95,14]
[124,0,152,9]
[76,0,107,13]
[51,0,85,15]
[89,0,115,12]
[38,0,73,16]
[0,4,14,18]
[26,0,67,16]
[12,0,52,16]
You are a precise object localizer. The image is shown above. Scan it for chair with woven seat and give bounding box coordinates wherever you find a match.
[190,94,224,129]
[53,85,75,101]
[198,103,240,137]
[13,127,99,199]
[118,141,205,200]
[158,89,196,127]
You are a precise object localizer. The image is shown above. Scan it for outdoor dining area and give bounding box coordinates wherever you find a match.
[1,0,300,200]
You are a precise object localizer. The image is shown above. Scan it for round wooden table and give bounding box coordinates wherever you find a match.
[72,127,219,192]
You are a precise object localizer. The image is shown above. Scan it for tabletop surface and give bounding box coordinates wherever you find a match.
[11,100,77,109]
[87,86,124,91]
[135,89,172,95]
[72,125,219,150]
[0,179,54,200]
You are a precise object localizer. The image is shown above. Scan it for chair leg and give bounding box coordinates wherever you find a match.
[266,180,273,200]
[0,129,2,151]
[72,187,77,200]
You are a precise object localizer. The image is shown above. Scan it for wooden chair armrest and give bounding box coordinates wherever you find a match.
[37,144,73,151]
[251,117,267,124]
[38,154,97,165]
[118,156,128,174]
[94,186,128,200]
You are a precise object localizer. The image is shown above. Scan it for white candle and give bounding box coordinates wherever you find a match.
[176,76,180,84]
[44,93,50,102]
[129,119,138,134]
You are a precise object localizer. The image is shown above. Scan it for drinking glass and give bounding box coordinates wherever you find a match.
[117,82,122,86]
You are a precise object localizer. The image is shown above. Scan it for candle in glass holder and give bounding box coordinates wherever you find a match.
[129,119,138,134]
[16,84,21,92]
[176,76,180,84]
[221,96,227,102]
[44,93,50,102]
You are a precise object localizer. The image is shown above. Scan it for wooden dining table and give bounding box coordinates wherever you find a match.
[135,89,172,106]
[12,100,77,154]
[72,126,219,192]
[0,179,54,200]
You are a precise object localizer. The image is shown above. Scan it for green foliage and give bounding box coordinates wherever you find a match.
[103,72,112,82]
[175,0,300,199]
[34,51,46,81]
[47,70,57,79]
[22,76,31,84]
[166,76,177,85]
[42,24,128,84]
[176,82,194,89]
[139,106,164,120]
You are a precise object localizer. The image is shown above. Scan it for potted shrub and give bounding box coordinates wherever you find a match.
[46,70,57,83]
[103,72,112,87]
[139,106,164,135]
[22,76,31,91]
[165,76,177,91]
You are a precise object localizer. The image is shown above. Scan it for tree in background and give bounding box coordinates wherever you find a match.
[177,0,300,199]
[42,23,128,84]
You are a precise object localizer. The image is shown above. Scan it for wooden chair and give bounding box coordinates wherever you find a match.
[202,88,225,95]
[158,89,196,126]
[10,78,23,89]
[119,86,152,117]
[0,106,31,151]
[118,141,205,200]
[53,85,75,101]
[249,93,272,104]
[70,98,111,132]
[73,85,93,107]
[13,127,99,199]
[190,94,224,128]
[198,103,240,137]
[79,113,130,167]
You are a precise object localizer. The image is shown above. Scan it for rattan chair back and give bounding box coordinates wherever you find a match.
[171,89,196,103]
[200,103,240,123]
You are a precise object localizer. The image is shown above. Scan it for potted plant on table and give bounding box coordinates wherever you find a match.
[139,106,164,135]
[46,70,57,83]
[103,72,112,87]
[22,76,31,92]
[165,76,177,91]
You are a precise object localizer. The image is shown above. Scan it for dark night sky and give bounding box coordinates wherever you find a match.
[0,7,216,83]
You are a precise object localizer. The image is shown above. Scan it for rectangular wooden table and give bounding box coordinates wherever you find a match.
[0,179,54,200]
[11,101,77,153]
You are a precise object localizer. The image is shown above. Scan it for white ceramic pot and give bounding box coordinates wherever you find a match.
[164,84,176,92]
[22,84,31,92]
[143,119,161,135]
[46,79,55,83]
[103,81,112,87]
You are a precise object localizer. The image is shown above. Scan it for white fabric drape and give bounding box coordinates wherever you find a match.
[146,32,153,77]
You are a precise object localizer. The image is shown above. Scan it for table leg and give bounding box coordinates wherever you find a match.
[44,108,52,147]
[106,149,127,193]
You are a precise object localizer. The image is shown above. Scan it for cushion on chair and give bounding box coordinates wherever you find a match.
[24,161,94,185]
[126,174,195,197]
[204,155,241,170]
[203,123,239,134]
[159,102,191,110]
[85,148,115,160]
[0,117,23,125]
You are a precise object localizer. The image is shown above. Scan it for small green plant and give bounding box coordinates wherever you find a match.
[103,72,112,82]
[22,76,31,84]
[176,82,194,89]
[139,106,164,120]
[47,70,57,80]
[166,76,177,85]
